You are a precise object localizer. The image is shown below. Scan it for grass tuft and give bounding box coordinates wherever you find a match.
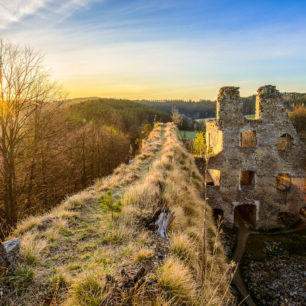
[158,257,196,303]
[69,272,108,306]
[170,233,195,261]
[134,248,153,262]
[4,264,34,296]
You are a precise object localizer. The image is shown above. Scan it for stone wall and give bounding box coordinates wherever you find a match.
[206,85,306,229]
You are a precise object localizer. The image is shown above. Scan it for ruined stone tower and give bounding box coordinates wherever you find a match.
[206,85,305,229]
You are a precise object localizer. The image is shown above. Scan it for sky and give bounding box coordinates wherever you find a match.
[1,0,306,100]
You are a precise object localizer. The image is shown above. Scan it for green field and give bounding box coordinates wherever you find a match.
[245,114,256,120]
[179,130,198,139]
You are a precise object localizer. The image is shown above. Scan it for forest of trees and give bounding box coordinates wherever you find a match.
[137,99,216,118]
[137,98,257,119]
[289,106,306,142]
[137,94,305,120]
[0,41,170,237]
[283,92,306,108]
[0,97,170,237]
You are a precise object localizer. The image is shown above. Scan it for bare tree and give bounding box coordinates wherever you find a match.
[0,40,63,226]
[171,107,182,126]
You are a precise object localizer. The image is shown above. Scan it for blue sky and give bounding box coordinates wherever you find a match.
[1,0,306,99]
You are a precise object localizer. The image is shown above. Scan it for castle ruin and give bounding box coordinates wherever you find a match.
[205,85,305,229]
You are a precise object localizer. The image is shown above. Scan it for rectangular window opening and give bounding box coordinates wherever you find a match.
[240,171,255,186]
[241,130,257,148]
[207,169,221,186]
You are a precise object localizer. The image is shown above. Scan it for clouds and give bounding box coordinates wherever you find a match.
[0,0,97,29]
[0,0,45,29]
[1,0,306,99]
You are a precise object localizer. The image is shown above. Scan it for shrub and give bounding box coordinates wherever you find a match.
[141,123,153,139]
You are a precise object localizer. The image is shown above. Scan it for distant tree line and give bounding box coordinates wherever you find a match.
[137,100,216,119]
[137,98,257,120]
[289,106,306,142]
[137,94,303,121]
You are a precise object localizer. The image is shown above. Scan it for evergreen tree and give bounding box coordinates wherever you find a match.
[193,131,205,156]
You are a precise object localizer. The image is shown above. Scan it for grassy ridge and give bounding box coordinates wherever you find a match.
[1,123,234,305]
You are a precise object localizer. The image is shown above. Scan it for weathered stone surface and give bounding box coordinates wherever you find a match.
[0,242,8,267]
[206,85,306,229]
[155,210,172,239]
[3,238,21,263]
[0,238,20,276]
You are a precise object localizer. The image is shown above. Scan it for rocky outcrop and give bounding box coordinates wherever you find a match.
[0,238,21,275]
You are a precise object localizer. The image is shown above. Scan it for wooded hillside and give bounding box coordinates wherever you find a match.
[0,97,170,237]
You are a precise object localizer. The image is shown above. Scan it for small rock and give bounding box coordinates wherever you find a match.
[4,238,21,263]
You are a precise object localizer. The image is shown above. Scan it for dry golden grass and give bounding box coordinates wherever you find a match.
[134,248,153,262]
[170,233,195,261]
[20,232,47,266]
[122,178,160,210]
[158,257,196,304]
[2,122,234,305]
[67,272,109,306]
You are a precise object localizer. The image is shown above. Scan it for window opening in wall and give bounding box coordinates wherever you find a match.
[275,173,291,191]
[241,130,257,148]
[240,171,255,186]
[206,169,221,186]
[277,134,293,151]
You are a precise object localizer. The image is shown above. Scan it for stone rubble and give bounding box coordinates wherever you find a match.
[241,241,306,305]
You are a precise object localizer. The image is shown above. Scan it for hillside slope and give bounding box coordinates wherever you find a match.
[0,97,171,237]
[1,123,234,305]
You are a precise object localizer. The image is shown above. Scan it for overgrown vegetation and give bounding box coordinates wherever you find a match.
[1,123,234,305]
[289,106,306,142]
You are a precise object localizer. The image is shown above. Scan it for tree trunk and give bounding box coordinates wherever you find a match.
[3,152,18,225]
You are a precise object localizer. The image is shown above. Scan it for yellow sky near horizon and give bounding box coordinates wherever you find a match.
[2,0,306,101]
